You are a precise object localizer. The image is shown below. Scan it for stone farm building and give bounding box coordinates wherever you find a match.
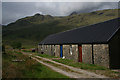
[38,18,120,69]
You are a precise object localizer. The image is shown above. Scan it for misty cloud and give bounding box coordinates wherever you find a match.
[2,0,120,2]
[2,2,118,25]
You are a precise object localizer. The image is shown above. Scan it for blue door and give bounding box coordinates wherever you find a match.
[60,45,63,58]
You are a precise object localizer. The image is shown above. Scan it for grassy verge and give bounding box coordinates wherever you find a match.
[38,54,120,78]
[53,59,120,78]
[53,59,106,70]
[38,54,59,59]
[2,49,68,78]
[38,54,106,70]
[37,58,82,74]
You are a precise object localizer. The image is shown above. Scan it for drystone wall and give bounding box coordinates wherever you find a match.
[71,45,78,62]
[46,45,51,55]
[38,44,109,68]
[63,45,78,62]
[51,45,55,56]
[93,44,109,68]
[54,45,60,57]
[82,44,92,64]
[38,45,42,53]
[63,45,70,59]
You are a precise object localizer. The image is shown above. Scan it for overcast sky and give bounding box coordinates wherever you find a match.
[2,2,119,25]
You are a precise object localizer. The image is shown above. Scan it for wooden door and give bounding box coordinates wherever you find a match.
[60,45,63,58]
[78,45,82,62]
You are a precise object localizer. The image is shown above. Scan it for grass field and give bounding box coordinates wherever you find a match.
[2,49,68,78]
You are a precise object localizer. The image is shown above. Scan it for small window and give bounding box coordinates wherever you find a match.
[70,45,72,55]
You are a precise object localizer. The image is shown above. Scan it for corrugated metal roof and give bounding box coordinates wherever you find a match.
[39,18,120,45]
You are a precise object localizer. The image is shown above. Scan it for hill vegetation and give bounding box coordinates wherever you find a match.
[3,9,119,48]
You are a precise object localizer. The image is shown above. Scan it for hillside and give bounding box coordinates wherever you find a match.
[3,9,119,48]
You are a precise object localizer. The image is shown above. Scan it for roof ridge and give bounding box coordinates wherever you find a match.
[107,26,120,42]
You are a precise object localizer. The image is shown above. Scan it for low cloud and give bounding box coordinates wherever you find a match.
[2,2,118,25]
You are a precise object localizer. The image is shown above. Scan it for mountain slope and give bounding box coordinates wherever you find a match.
[3,9,119,48]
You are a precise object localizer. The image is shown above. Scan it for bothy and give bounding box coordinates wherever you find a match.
[38,18,120,69]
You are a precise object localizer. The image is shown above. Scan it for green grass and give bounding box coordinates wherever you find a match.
[14,51,22,54]
[52,59,120,78]
[37,54,120,78]
[23,62,68,78]
[53,59,107,70]
[38,54,107,70]
[2,49,68,78]
[22,49,32,52]
[38,54,59,59]
[41,60,82,74]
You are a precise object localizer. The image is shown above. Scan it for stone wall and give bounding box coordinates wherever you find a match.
[42,45,45,54]
[51,45,55,56]
[38,45,60,57]
[38,45,45,54]
[81,44,109,68]
[63,45,70,59]
[82,44,92,64]
[55,45,60,57]
[38,45,42,53]
[93,44,109,68]
[63,45,78,62]
[71,45,79,62]
[43,45,47,54]
[46,45,51,55]
[38,44,110,68]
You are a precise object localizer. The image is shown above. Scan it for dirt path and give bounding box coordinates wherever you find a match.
[22,52,108,78]
[32,57,89,78]
[35,56,108,78]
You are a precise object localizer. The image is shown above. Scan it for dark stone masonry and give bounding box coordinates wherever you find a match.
[82,44,92,64]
